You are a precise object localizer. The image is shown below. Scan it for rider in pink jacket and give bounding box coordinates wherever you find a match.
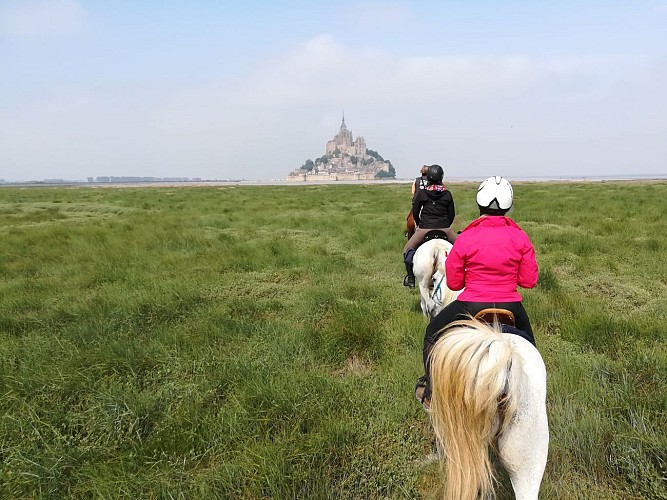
[446,215,538,302]
[415,176,538,409]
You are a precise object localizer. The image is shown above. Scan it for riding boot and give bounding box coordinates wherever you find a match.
[423,340,434,374]
[421,339,435,405]
[403,262,415,288]
[403,249,416,288]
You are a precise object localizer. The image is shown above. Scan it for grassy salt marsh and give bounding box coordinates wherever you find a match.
[0,181,665,499]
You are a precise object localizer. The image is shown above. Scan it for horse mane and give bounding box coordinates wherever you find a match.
[429,319,522,500]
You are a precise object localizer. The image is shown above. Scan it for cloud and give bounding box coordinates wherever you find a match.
[1,34,665,181]
[236,35,538,109]
[235,34,648,122]
[0,0,85,37]
[228,36,666,177]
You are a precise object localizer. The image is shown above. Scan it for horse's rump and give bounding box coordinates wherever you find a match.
[406,211,416,240]
[429,319,548,500]
[413,239,459,318]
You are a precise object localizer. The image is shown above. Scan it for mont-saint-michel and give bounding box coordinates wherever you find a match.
[288,117,396,182]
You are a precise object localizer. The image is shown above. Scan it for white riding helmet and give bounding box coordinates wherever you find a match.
[476,176,513,211]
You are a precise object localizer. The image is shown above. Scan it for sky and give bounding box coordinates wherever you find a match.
[1,0,666,182]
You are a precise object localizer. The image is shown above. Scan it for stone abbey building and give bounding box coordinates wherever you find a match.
[288,117,394,181]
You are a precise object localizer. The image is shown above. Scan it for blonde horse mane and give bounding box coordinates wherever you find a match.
[429,318,523,500]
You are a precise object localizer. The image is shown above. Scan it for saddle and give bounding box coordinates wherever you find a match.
[474,308,515,327]
[474,308,536,347]
[422,229,449,243]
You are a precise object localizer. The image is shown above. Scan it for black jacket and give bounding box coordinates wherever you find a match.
[412,175,428,201]
[412,185,455,229]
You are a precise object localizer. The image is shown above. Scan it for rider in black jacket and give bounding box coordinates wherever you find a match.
[402,164,457,288]
[412,165,429,201]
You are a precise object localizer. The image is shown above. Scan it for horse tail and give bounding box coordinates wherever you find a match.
[426,249,439,291]
[432,245,447,276]
[425,241,449,284]
[429,319,521,500]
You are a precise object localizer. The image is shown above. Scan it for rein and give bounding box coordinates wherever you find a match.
[430,273,446,304]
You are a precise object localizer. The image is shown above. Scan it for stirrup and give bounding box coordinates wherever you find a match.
[414,376,431,410]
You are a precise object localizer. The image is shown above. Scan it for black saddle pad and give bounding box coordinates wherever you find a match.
[501,324,536,347]
[422,230,449,243]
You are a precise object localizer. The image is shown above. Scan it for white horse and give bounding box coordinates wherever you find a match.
[429,319,549,500]
[413,238,461,319]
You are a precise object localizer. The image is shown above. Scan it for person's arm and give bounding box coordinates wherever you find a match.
[447,193,455,227]
[412,192,422,225]
[412,180,417,195]
[517,238,539,289]
[445,242,466,290]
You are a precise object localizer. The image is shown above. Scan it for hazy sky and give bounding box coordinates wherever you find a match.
[1,0,666,182]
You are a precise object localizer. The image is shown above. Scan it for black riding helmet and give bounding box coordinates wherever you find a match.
[426,164,444,184]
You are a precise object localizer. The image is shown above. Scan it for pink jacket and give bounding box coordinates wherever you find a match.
[445,216,538,302]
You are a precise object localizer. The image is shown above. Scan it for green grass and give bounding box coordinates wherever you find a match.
[0,181,666,499]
